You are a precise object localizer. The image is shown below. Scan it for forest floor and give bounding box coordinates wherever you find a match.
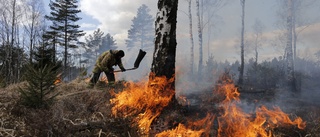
[0,78,320,137]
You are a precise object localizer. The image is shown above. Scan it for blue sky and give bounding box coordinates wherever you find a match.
[43,0,320,64]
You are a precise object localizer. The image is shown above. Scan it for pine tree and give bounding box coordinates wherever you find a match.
[125,4,154,51]
[45,0,85,78]
[43,24,59,64]
[84,28,104,60]
[101,33,117,52]
[18,43,62,108]
[83,29,117,64]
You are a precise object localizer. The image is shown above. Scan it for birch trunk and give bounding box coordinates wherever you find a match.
[238,0,245,86]
[150,0,178,84]
[286,0,296,92]
[196,0,203,78]
[187,0,195,75]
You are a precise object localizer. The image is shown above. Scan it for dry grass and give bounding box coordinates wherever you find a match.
[0,79,138,137]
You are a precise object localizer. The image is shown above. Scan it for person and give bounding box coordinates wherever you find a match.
[87,50,126,88]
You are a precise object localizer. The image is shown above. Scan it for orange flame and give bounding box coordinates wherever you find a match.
[155,124,205,137]
[110,75,175,134]
[215,75,306,137]
[54,73,62,85]
[156,113,214,137]
[110,72,305,136]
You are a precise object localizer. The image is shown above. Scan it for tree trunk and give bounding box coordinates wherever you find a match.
[150,0,178,101]
[292,1,297,61]
[255,39,258,64]
[187,0,195,76]
[196,0,203,79]
[64,17,68,81]
[238,0,245,86]
[9,0,17,84]
[286,0,296,92]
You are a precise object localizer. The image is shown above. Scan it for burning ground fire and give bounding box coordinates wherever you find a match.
[215,78,305,137]
[110,75,175,134]
[110,73,306,136]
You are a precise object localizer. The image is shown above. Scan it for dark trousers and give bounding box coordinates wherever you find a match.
[90,70,115,85]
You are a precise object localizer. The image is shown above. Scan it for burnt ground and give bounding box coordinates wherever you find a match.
[0,79,320,137]
[177,86,320,137]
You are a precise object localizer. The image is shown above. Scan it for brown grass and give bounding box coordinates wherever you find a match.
[0,79,138,137]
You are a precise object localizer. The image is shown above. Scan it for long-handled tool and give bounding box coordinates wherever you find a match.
[114,49,146,72]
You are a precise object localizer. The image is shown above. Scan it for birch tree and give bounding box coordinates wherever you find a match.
[275,0,317,60]
[150,0,178,99]
[286,0,296,92]
[195,0,228,79]
[23,0,45,63]
[251,19,265,64]
[0,0,24,85]
[196,0,203,77]
[186,0,195,75]
[238,0,245,86]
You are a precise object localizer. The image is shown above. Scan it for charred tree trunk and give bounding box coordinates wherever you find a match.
[150,0,178,101]
[286,0,296,92]
[238,0,245,86]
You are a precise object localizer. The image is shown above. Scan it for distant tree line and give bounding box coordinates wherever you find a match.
[200,55,320,93]
[182,0,320,94]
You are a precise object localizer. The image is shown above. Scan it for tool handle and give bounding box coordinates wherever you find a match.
[114,67,137,72]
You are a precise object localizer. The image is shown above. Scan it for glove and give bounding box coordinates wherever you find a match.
[121,68,126,72]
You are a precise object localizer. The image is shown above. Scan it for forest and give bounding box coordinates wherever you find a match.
[0,0,320,136]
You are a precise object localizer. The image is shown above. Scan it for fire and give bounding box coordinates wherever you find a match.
[110,75,175,134]
[110,72,306,136]
[54,73,62,85]
[156,113,214,137]
[155,123,205,137]
[215,74,306,137]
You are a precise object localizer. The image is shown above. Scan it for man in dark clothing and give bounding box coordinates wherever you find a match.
[87,50,126,88]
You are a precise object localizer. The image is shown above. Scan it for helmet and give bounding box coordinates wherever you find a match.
[117,50,125,57]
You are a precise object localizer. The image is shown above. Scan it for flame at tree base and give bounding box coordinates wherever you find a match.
[110,75,175,134]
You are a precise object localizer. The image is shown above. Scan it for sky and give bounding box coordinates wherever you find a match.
[42,0,320,75]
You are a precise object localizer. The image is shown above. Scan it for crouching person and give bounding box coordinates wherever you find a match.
[87,50,126,88]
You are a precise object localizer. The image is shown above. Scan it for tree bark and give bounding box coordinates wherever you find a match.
[196,0,203,78]
[286,0,296,92]
[150,0,178,95]
[238,0,245,86]
[187,0,195,76]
